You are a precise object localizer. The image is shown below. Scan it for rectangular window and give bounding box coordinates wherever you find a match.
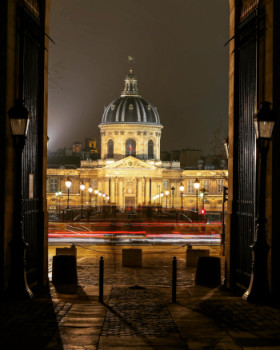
[187,180,195,194]
[217,179,224,194]
[49,178,58,193]
[203,180,210,192]
[163,179,169,189]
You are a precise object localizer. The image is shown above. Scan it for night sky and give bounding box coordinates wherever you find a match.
[48,0,229,154]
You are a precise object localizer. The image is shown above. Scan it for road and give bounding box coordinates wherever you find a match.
[48,220,221,245]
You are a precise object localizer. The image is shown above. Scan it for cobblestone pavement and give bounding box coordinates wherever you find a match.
[1,245,280,350]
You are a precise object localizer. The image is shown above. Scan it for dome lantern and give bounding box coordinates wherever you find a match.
[100,70,161,125]
[121,69,140,97]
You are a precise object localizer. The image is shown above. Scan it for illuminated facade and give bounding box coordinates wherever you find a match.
[47,70,227,211]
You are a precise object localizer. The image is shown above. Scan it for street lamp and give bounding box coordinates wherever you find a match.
[171,186,175,209]
[65,177,72,209]
[55,189,62,214]
[243,101,275,302]
[7,99,33,298]
[98,191,102,211]
[94,189,98,207]
[165,190,169,209]
[199,188,206,212]
[194,178,200,213]
[179,183,184,210]
[88,185,93,205]
[160,191,164,205]
[88,185,93,218]
[80,182,85,218]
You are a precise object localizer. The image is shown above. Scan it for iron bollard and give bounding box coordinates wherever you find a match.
[172,256,177,303]
[99,256,104,303]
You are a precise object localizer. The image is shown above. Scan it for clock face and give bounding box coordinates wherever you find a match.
[127,187,133,194]
[128,161,132,166]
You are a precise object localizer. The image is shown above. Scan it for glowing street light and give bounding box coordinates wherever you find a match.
[160,191,164,205]
[194,178,200,213]
[165,190,169,209]
[88,185,93,205]
[94,189,99,207]
[65,177,72,209]
[55,189,63,213]
[80,182,85,218]
[179,183,184,210]
[171,186,175,209]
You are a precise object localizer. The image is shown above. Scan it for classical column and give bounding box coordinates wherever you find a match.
[136,178,138,205]
[112,178,115,204]
[119,178,123,209]
[138,178,142,205]
[115,178,119,207]
[143,177,146,204]
[149,178,152,204]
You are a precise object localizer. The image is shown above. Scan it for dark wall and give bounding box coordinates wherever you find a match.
[0,0,7,293]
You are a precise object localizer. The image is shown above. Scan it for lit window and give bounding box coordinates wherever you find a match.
[148,140,154,159]
[163,180,169,189]
[126,138,136,156]
[203,180,210,192]
[107,139,114,158]
[187,180,195,194]
[217,179,224,194]
[49,178,58,193]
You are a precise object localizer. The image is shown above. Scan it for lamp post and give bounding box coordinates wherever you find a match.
[8,99,33,298]
[165,190,169,209]
[55,189,62,214]
[65,177,72,209]
[194,178,200,213]
[179,183,184,211]
[98,191,102,211]
[171,186,175,209]
[200,188,206,212]
[160,191,164,206]
[80,182,85,218]
[94,189,98,207]
[243,102,275,302]
[88,185,93,218]
[88,185,93,205]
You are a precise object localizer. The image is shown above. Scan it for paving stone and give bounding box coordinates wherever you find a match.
[2,245,280,350]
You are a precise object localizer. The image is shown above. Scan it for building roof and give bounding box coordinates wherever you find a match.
[100,70,161,125]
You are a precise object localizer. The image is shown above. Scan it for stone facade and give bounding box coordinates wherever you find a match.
[47,164,228,212]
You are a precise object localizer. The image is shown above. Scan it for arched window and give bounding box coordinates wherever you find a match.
[107,139,114,158]
[148,140,154,159]
[125,138,136,157]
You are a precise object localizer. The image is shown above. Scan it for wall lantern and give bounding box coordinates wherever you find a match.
[8,99,30,136]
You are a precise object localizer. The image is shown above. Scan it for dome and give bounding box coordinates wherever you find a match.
[100,70,161,125]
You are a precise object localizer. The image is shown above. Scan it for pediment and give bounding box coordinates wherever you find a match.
[104,156,156,169]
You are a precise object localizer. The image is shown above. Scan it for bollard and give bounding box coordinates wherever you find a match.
[99,256,104,303]
[172,256,177,303]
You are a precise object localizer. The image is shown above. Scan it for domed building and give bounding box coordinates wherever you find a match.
[99,69,162,161]
[47,70,227,212]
